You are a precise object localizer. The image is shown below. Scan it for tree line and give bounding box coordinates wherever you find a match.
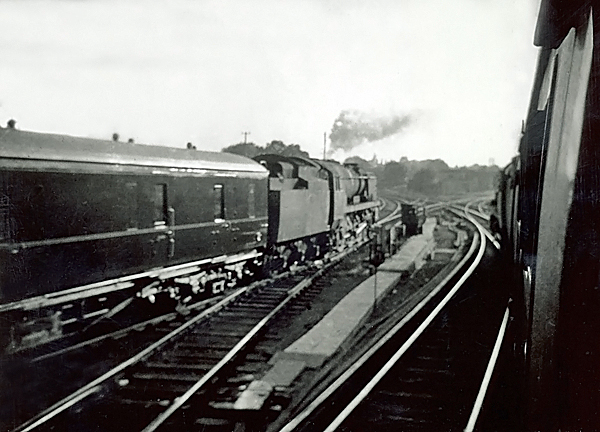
[222,140,499,197]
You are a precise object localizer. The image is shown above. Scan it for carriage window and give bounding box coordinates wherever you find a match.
[153,184,167,227]
[0,195,9,240]
[124,182,139,229]
[213,184,224,221]
[335,177,341,190]
[248,183,255,218]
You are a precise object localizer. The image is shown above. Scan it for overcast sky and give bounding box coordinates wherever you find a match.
[0,0,540,167]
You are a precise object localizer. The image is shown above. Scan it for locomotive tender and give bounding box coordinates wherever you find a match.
[254,154,378,271]
[492,2,600,430]
[0,127,378,352]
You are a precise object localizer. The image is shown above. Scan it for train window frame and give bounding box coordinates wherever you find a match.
[213,184,225,222]
[153,184,167,228]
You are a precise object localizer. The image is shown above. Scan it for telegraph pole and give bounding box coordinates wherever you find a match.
[242,131,251,144]
[323,132,327,160]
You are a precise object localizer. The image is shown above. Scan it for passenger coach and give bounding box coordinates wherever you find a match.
[0,127,268,351]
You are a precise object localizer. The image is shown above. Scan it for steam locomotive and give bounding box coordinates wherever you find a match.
[492,2,600,430]
[0,126,378,352]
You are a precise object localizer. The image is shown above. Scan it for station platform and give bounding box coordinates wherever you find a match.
[228,218,441,409]
[274,217,437,368]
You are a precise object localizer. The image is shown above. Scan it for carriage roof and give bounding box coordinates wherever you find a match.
[0,128,267,174]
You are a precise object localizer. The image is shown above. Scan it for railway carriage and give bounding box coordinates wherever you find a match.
[0,127,268,351]
[492,2,600,430]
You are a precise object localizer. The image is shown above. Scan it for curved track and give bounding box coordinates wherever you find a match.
[277,206,510,432]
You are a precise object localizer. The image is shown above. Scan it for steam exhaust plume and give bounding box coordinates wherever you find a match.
[329,110,412,153]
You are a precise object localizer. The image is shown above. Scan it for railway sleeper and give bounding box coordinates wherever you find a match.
[229,301,280,310]
[208,317,262,327]
[199,323,259,333]
[167,350,236,362]
[176,338,241,349]
[163,351,230,363]
[244,295,285,304]
[116,385,199,402]
[225,304,275,313]
[217,310,270,319]
[191,329,252,338]
[130,371,207,383]
[141,361,217,371]
[236,363,266,374]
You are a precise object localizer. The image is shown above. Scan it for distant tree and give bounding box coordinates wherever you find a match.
[280,144,309,158]
[408,168,441,196]
[265,140,286,154]
[381,161,408,187]
[112,133,119,142]
[222,142,263,158]
[424,159,450,171]
[344,156,372,170]
[263,141,309,157]
[222,140,309,158]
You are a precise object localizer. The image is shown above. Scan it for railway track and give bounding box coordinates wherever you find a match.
[9,199,390,364]
[10,240,372,432]
[274,207,510,432]
[7,200,479,432]
[3,200,390,430]
[375,198,401,226]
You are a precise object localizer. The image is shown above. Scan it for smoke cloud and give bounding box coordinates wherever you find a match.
[329,110,412,152]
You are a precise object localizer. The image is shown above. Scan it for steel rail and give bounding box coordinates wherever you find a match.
[14,239,367,432]
[13,280,264,432]
[465,202,491,221]
[477,200,487,216]
[374,199,401,226]
[320,213,487,432]
[451,203,500,251]
[29,295,218,363]
[464,306,510,432]
[279,210,482,432]
[141,240,366,431]
[376,199,441,228]
[142,265,325,431]
[457,201,508,431]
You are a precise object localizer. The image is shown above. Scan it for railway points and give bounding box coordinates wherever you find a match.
[4,1,597,430]
[277,206,509,432]
[5,203,476,432]
[0,122,523,432]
